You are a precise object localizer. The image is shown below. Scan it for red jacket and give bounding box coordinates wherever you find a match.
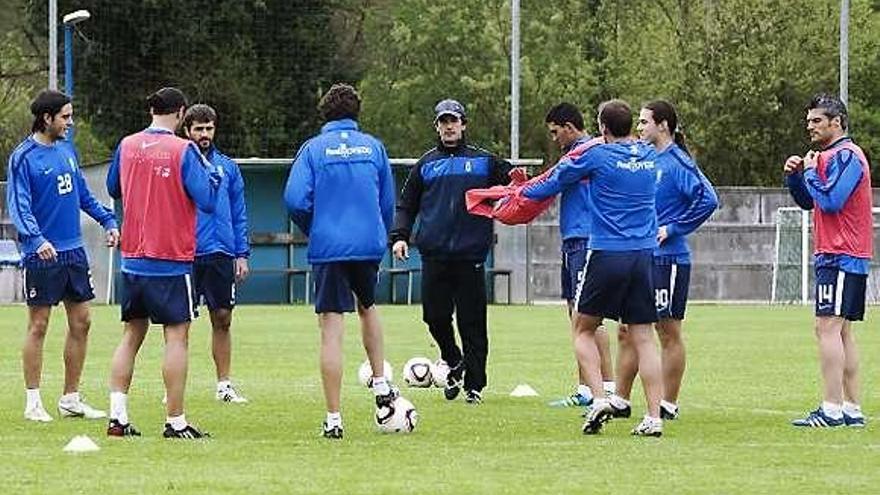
[814,140,873,258]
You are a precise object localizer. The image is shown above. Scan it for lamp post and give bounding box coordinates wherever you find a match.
[62,9,90,139]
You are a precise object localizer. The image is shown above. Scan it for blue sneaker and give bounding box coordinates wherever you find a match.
[791,408,844,428]
[843,412,866,428]
[548,393,592,408]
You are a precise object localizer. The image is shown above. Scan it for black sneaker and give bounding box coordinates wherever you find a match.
[464,390,483,405]
[107,419,141,437]
[581,401,631,419]
[444,363,464,401]
[375,385,400,409]
[163,423,210,439]
[322,422,343,439]
[660,403,679,420]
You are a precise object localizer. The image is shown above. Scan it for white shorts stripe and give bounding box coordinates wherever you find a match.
[184,273,195,320]
[834,270,845,316]
[573,250,592,307]
[668,264,678,306]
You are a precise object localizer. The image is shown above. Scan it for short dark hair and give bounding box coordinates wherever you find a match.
[598,99,632,138]
[30,90,71,133]
[183,104,217,130]
[545,102,585,131]
[147,87,188,116]
[807,92,848,131]
[643,99,689,155]
[318,83,360,122]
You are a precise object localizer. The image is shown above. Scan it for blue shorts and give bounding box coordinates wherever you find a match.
[653,259,691,320]
[561,238,588,302]
[312,261,378,314]
[120,272,197,325]
[575,249,657,325]
[24,247,94,306]
[194,253,235,311]
[815,267,867,321]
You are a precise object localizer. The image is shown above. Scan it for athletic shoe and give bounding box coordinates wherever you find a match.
[582,399,614,435]
[791,408,844,428]
[843,412,866,428]
[465,390,483,405]
[375,385,400,409]
[216,384,248,404]
[444,363,464,401]
[107,419,141,437]
[581,399,631,419]
[548,393,592,408]
[163,423,210,439]
[24,405,54,422]
[660,402,679,421]
[58,398,107,419]
[322,422,343,440]
[631,416,663,437]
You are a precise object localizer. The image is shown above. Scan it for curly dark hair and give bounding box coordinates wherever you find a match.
[318,83,361,122]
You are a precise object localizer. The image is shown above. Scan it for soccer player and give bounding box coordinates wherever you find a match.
[611,100,718,421]
[106,87,221,438]
[784,93,871,428]
[391,99,512,405]
[540,103,616,409]
[524,99,664,437]
[6,90,118,422]
[183,104,250,404]
[284,83,397,439]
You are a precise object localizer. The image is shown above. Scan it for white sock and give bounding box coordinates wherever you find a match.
[660,399,678,412]
[645,415,662,425]
[603,381,616,395]
[110,391,129,425]
[325,411,342,428]
[371,376,390,396]
[26,388,43,409]
[59,392,80,405]
[167,414,188,431]
[217,380,232,391]
[577,384,592,399]
[609,393,631,410]
[822,401,843,419]
[843,401,863,417]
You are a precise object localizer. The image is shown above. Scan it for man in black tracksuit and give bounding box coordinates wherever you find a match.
[391,99,512,404]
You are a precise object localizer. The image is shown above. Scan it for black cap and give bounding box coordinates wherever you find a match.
[434,99,466,122]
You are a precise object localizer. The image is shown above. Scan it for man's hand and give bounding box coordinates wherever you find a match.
[392,240,409,261]
[657,225,669,244]
[783,155,804,175]
[508,167,529,185]
[36,241,57,261]
[106,228,120,247]
[803,150,818,170]
[235,257,250,283]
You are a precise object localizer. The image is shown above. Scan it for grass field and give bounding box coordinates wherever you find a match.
[0,303,877,494]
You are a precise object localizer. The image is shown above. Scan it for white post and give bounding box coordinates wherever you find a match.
[48,0,58,90]
[839,0,850,105]
[510,0,520,161]
[801,210,810,304]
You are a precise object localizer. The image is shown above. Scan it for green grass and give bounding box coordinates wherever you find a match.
[0,304,878,494]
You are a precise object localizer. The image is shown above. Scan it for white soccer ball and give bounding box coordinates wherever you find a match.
[431,359,450,388]
[375,396,418,433]
[358,359,393,387]
[402,357,433,388]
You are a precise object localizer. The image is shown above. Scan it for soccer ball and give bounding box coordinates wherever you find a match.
[358,359,393,387]
[375,396,418,433]
[402,357,433,388]
[431,359,450,388]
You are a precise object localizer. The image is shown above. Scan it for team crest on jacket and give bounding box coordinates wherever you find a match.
[465,160,473,173]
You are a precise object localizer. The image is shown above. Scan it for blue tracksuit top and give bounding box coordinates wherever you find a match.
[195,146,249,258]
[524,140,658,251]
[654,143,718,262]
[558,135,592,241]
[390,139,512,261]
[7,135,116,257]
[284,119,395,264]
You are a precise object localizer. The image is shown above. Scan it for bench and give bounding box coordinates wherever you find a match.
[386,267,420,304]
[250,268,311,304]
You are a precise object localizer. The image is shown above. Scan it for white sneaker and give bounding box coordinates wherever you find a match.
[58,398,107,419]
[24,405,54,422]
[216,384,248,404]
[631,415,663,437]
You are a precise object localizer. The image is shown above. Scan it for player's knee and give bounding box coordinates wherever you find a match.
[27,317,50,339]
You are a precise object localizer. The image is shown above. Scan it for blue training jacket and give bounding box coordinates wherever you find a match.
[6,135,116,257]
[196,146,249,258]
[284,119,395,263]
[654,143,718,262]
[558,135,593,241]
[524,140,658,251]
